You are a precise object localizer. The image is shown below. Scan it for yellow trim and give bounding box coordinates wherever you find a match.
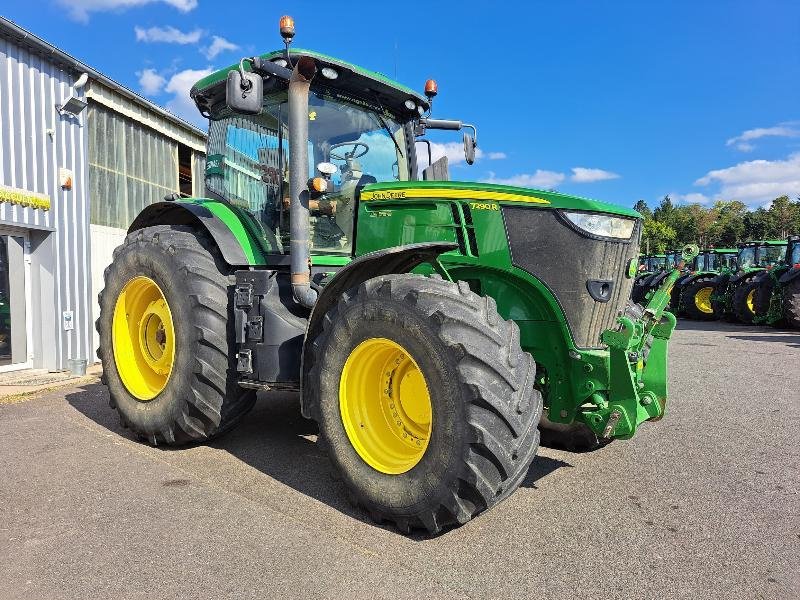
[360,188,551,205]
[695,286,714,314]
[339,337,432,474]
[746,289,755,314]
[112,276,176,401]
[0,184,50,211]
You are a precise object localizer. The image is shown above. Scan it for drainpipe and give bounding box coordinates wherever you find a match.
[288,56,318,309]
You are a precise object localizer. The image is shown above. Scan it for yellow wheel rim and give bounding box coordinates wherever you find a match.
[746,289,755,314]
[695,287,714,314]
[112,276,176,401]
[339,338,432,474]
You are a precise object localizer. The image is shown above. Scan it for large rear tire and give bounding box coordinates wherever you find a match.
[681,279,718,321]
[310,274,542,534]
[97,225,255,445]
[783,277,800,329]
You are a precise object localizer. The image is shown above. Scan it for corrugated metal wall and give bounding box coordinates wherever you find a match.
[0,35,93,369]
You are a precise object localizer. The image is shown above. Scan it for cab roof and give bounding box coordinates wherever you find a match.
[191,48,430,120]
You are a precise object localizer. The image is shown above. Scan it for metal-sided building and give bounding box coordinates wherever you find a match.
[0,16,207,373]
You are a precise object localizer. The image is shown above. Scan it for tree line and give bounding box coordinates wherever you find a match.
[634,195,800,253]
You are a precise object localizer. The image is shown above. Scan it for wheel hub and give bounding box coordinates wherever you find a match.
[340,338,432,474]
[112,276,176,401]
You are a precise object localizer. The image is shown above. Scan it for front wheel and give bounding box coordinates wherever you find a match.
[732,280,760,324]
[309,275,542,534]
[97,225,255,445]
[682,280,718,320]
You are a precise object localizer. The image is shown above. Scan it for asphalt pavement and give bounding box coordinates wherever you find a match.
[1,320,798,599]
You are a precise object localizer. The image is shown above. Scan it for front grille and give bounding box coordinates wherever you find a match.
[502,207,640,348]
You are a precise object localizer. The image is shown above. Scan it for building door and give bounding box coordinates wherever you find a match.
[0,231,31,371]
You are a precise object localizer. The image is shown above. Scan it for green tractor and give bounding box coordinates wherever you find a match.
[711,240,787,323]
[631,253,670,304]
[674,248,738,320]
[752,235,800,328]
[97,16,696,534]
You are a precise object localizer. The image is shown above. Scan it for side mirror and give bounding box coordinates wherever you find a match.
[463,132,477,165]
[226,69,263,115]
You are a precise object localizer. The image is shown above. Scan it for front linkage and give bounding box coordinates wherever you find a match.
[589,244,700,440]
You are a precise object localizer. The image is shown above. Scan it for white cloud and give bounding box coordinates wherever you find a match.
[670,192,712,205]
[487,152,506,160]
[570,167,620,183]
[203,36,240,60]
[482,170,565,189]
[135,25,203,44]
[137,68,166,95]
[726,122,800,152]
[693,152,800,205]
[60,0,197,23]
[164,67,213,125]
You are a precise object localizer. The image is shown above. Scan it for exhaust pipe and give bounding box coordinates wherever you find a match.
[288,56,318,309]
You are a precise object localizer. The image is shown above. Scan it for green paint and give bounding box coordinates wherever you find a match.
[192,48,428,109]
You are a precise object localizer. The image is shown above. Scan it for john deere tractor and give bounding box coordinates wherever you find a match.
[97,16,695,534]
[675,248,738,320]
[752,235,800,328]
[631,253,670,304]
[711,240,787,323]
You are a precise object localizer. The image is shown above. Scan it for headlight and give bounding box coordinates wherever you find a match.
[562,211,635,239]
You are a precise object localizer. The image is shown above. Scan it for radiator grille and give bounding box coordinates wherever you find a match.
[502,207,640,348]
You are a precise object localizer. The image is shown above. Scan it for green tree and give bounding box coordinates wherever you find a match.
[642,218,676,253]
[769,195,798,239]
[710,201,746,247]
[743,207,774,240]
[633,199,652,219]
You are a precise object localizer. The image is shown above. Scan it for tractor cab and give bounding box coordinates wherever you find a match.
[737,240,786,271]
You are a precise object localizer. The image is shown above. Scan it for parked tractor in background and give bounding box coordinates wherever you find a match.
[631,252,678,304]
[96,16,695,534]
[675,248,738,320]
[752,235,800,328]
[711,240,787,323]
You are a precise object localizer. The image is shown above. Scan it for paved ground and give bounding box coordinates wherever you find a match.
[1,321,798,599]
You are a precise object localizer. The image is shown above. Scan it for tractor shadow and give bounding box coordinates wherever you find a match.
[66,383,572,535]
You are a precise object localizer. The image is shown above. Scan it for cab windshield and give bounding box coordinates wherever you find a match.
[205,90,410,255]
[719,253,737,270]
[791,243,800,265]
[758,244,785,266]
[738,247,756,268]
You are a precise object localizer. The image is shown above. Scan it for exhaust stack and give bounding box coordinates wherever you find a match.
[288,56,318,309]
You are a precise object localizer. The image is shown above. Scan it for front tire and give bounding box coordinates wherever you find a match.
[310,275,542,534]
[97,225,255,445]
[732,280,760,324]
[681,280,718,320]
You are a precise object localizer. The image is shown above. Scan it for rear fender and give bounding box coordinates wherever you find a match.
[129,200,270,267]
[300,242,457,419]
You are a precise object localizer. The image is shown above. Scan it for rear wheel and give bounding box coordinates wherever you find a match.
[97,225,256,445]
[732,280,760,324]
[682,280,718,320]
[310,274,542,534]
[783,277,800,329]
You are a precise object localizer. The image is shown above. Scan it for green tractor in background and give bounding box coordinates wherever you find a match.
[97,16,696,534]
[711,240,787,323]
[752,235,800,328]
[674,248,738,320]
[631,252,679,304]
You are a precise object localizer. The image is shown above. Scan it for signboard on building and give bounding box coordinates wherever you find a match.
[0,184,51,211]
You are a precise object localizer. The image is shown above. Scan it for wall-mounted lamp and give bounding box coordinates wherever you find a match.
[56,72,89,117]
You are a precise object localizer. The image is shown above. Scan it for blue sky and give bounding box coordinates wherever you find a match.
[3,0,799,209]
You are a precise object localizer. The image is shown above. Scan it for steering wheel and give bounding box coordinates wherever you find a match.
[330,142,369,161]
